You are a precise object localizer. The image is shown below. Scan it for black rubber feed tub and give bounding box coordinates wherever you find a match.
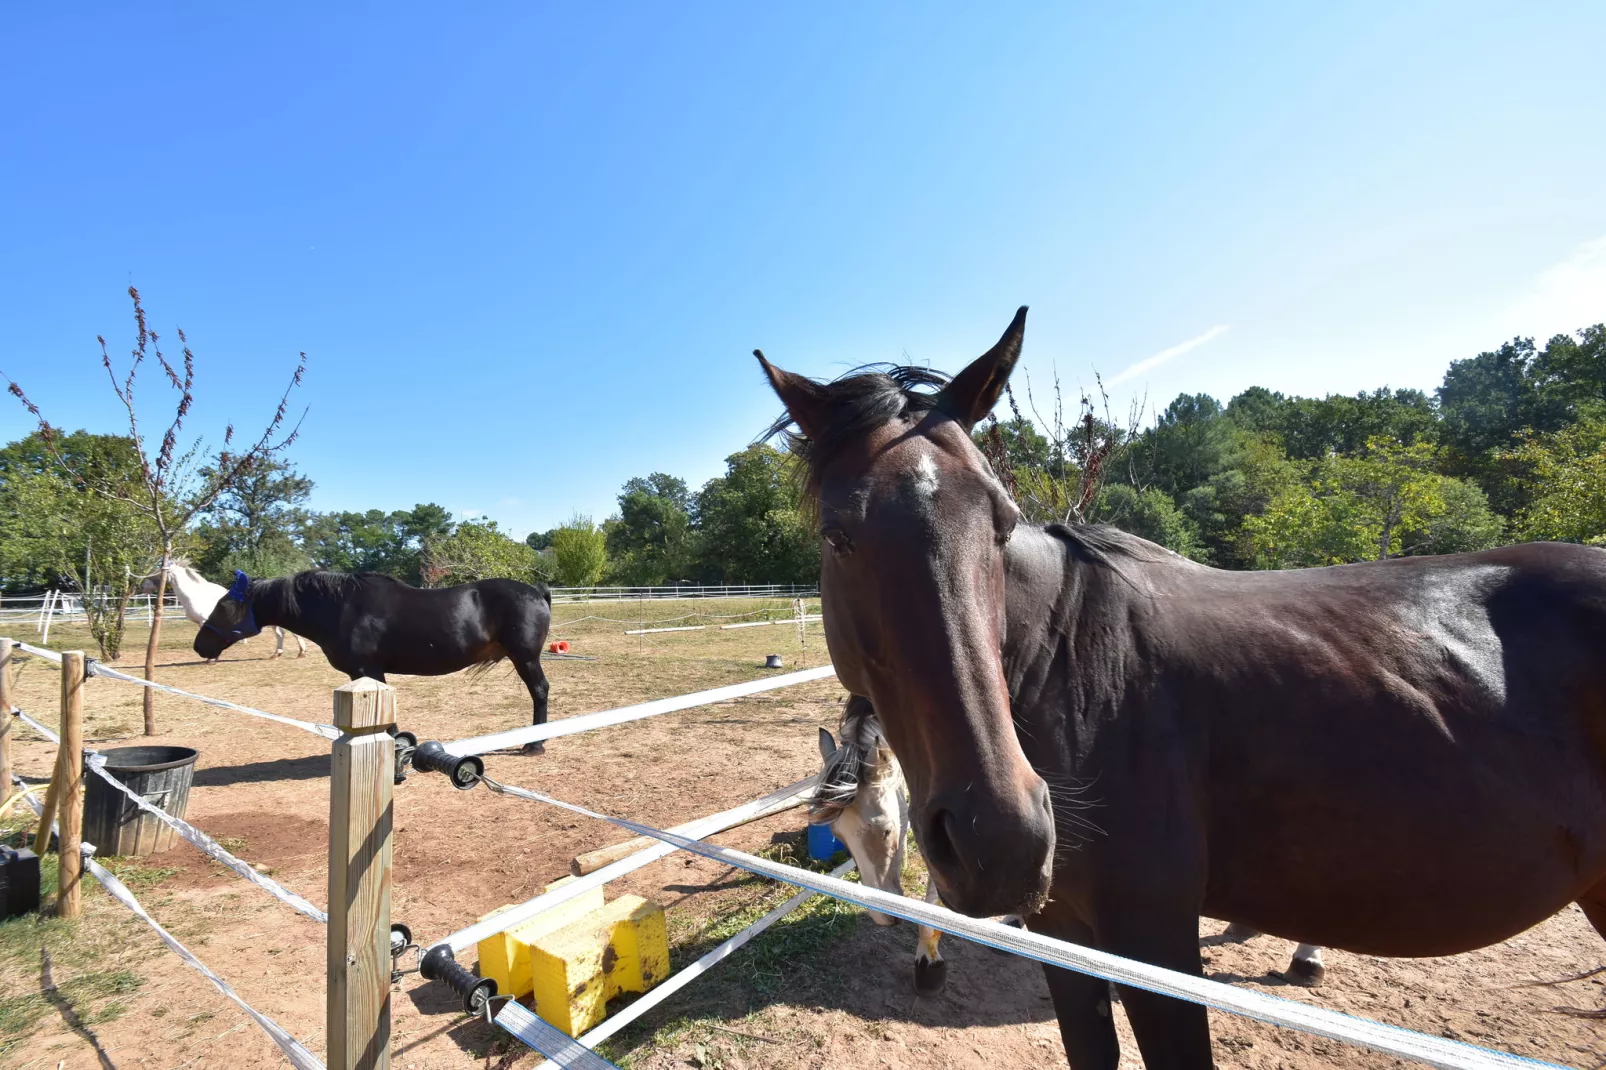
[82,745,199,857]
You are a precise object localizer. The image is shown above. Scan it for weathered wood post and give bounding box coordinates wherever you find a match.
[54,651,86,918]
[0,637,14,802]
[327,678,395,1070]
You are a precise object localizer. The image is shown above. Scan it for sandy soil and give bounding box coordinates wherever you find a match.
[2,609,1604,1070]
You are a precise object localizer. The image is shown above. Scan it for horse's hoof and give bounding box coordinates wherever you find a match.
[1286,957,1325,986]
[522,741,546,755]
[1002,915,1025,929]
[914,958,948,996]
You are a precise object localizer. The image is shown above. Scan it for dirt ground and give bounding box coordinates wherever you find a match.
[3,606,1605,1070]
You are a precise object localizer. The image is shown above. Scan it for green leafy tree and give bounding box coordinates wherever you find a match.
[550,514,609,587]
[420,518,550,586]
[693,445,817,584]
[1133,394,1244,498]
[1246,438,1503,567]
[1507,420,1606,545]
[301,502,451,583]
[1177,435,1304,567]
[0,430,155,657]
[605,473,695,585]
[192,457,314,579]
[1097,484,1204,559]
[1269,389,1437,461]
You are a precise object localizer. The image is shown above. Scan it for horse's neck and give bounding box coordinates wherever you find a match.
[167,568,224,621]
[250,577,317,643]
[1000,526,1096,765]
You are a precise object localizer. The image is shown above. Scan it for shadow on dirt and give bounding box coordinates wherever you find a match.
[193,753,329,786]
[40,947,118,1070]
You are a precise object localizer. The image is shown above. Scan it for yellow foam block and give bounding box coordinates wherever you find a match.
[527,894,670,1037]
[477,877,606,998]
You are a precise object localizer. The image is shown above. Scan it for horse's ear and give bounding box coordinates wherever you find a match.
[755,350,829,441]
[938,306,1028,430]
[817,727,838,763]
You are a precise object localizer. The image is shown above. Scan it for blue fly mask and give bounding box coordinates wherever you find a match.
[202,569,263,642]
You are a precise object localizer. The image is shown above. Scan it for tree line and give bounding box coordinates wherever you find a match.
[5,318,1604,665]
[0,435,818,605]
[982,324,1606,567]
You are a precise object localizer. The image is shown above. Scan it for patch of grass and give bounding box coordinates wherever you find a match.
[673,830,864,987]
[0,968,143,1038]
[601,831,865,1066]
[101,856,179,890]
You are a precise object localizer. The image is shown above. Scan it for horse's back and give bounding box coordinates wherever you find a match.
[1104,542,1606,955]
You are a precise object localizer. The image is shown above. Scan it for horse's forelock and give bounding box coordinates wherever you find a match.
[810,703,896,823]
[763,364,950,515]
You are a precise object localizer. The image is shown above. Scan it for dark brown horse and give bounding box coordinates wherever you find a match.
[194,569,554,751]
[757,308,1606,1068]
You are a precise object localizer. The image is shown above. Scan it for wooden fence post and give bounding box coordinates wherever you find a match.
[54,651,86,918]
[327,679,395,1070]
[0,638,14,802]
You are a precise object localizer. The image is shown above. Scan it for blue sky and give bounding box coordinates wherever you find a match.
[4,4,1603,537]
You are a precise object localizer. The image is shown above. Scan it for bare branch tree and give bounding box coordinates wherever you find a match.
[5,286,307,733]
[981,366,1145,527]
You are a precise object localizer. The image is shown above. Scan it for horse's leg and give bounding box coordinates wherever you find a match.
[512,655,550,755]
[296,633,307,658]
[914,875,947,995]
[1286,943,1325,985]
[1098,906,1213,1070]
[1032,901,1119,1070]
[273,627,284,659]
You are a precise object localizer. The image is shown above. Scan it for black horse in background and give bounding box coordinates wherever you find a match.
[194,569,554,752]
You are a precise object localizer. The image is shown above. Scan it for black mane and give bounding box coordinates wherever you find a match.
[764,363,951,499]
[256,569,390,614]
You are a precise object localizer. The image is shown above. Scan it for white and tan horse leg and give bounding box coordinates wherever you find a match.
[915,876,947,995]
[1219,924,1325,985]
[1287,943,1325,985]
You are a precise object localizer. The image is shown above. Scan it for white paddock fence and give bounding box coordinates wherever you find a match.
[549,584,817,603]
[0,637,1573,1070]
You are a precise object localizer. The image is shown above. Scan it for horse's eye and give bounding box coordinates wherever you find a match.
[822,528,854,557]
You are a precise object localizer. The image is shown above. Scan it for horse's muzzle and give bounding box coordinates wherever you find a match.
[917,778,1055,917]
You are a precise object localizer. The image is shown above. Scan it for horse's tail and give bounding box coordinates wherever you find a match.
[464,655,507,680]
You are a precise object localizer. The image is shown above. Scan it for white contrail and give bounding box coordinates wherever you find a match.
[1109,324,1230,385]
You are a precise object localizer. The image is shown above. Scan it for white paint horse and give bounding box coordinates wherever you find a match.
[141,563,308,661]
[812,696,1010,995]
[813,698,1328,993]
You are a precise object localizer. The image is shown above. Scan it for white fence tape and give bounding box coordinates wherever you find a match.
[495,1001,622,1068]
[9,640,339,740]
[531,859,857,1070]
[477,775,1563,1070]
[719,616,822,630]
[20,792,323,1069]
[11,706,327,924]
[445,665,838,757]
[438,776,816,954]
[84,849,327,1070]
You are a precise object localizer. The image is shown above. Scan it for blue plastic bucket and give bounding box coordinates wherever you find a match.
[807,822,846,861]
